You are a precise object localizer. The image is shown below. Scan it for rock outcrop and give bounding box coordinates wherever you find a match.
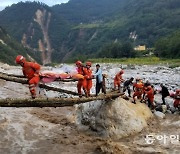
[76,97,153,139]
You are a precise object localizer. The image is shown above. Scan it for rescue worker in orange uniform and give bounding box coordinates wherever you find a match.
[15,55,41,99]
[114,70,124,91]
[144,84,155,110]
[132,78,144,104]
[85,61,93,97]
[76,60,88,97]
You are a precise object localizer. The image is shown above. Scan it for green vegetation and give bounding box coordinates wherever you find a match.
[155,30,180,58]
[97,42,135,58]
[73,23,100,29]
[51,0,180,62]
[0,2,50,48]
[89,57,180,66]
[0,0,179,63]
[0,26,41,65]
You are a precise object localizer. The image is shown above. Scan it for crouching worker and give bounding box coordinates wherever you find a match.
[15,55,41,99]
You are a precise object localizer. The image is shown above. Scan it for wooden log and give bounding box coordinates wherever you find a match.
[0,93,123,107]
[0,72,80,96]
[0,72,27,84]
[38,84,80,96]
[0,72,25,78]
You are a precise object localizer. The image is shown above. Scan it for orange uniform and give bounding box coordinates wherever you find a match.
[114,70,124,90]
[22,61,41,98]
[77,66,88,96]
[85,68,92,96]
[144,86,155,109]
[133,82,144,100]
[15,55,40,99]
[170,90,180,108]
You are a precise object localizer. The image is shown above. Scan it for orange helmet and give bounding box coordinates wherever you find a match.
[75,60,82,66]
[120,70,124,74]
[86,61,92,67]
[15,55,25,64]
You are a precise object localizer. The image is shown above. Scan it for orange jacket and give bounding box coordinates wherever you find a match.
[114,73,123,83]
[86,68,92,80]
[145,86,154,99]
[86,68,93,95]
[170,90,180,108]
[22,62,41,80]
[77,66,88,76]
[133,82,144,92]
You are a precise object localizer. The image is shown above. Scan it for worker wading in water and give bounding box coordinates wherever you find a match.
[15,55,41,99]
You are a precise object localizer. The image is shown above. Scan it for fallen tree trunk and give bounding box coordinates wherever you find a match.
[0,93,123,107]
[0,72,80,96]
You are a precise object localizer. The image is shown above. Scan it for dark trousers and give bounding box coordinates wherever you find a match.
[162,96,166,105]
[96,82,106,96]
[123,86,131,96]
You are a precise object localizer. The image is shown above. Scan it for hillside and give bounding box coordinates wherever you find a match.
[0,0,179,64]
[0,26,40,65]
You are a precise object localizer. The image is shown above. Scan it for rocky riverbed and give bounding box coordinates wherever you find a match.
[0,63,179,154]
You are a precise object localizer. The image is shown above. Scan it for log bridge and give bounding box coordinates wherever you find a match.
[0,72,123,107]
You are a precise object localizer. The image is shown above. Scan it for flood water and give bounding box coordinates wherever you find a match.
[0,64,179,154]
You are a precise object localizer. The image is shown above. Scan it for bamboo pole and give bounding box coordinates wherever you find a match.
[0,93,123,107]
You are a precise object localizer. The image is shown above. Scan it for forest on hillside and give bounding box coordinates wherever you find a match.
[0,0,179,64]
[0,26,41,64]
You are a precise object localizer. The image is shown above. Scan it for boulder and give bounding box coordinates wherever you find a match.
[76,97,153,139]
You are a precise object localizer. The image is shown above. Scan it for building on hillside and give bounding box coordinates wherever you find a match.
[134,45,146,51]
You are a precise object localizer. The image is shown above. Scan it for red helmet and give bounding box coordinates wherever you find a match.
[120,70,124,74]
[146,86,152,91]
[86,61,92,67]
[15,55,25,64]
[75,60,82,66]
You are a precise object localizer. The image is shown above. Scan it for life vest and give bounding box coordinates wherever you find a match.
[134,82,144,92]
